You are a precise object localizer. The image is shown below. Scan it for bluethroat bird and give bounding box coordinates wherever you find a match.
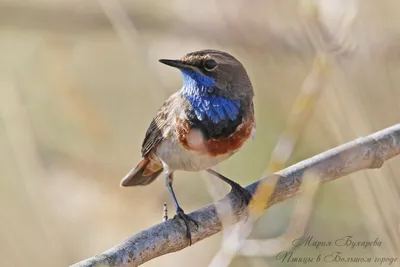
[120,49,255,244]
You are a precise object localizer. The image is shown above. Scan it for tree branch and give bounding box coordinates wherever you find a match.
[71,124,400,267]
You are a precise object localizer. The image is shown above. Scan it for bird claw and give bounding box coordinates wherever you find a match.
[174,207,199,245]
[230,184,252,207]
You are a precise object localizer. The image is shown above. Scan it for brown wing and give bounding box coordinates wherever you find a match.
[141,93,179,157]
[141,117,164,157]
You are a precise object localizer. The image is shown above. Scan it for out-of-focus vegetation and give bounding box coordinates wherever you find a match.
[1,1,400,266]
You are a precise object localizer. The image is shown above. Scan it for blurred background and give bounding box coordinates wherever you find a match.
[1,0,400,266]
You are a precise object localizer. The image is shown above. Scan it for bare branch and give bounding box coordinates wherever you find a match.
[71,124,400,267]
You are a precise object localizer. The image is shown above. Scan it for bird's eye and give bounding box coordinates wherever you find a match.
[203,59,217,71]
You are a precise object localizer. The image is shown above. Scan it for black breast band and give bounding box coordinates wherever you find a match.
[186,110,243,140]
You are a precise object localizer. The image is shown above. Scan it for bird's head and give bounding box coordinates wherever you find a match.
[159,49,253,101]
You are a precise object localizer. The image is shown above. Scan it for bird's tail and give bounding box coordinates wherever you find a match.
[120,158,163,187]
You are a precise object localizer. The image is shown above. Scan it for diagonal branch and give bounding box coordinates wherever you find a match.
[71,124,400,267]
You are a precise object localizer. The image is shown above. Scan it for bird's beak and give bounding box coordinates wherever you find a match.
[159,59,193,69]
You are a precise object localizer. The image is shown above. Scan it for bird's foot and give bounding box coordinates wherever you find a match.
[230,183,252,207]
[174,207,199,245]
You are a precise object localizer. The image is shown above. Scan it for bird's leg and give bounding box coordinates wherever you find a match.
[206,169,252,206]
[165,172,198,245]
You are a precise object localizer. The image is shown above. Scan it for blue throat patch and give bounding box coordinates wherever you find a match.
[180,69,241,124]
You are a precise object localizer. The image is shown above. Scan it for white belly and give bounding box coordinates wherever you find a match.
[155,138,231,171]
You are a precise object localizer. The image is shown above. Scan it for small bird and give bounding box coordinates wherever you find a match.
[121,49,255,244]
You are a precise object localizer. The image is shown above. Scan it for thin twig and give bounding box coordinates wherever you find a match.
[71,124,400,267]
[234,0,359,260]
[163,202,168,222]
